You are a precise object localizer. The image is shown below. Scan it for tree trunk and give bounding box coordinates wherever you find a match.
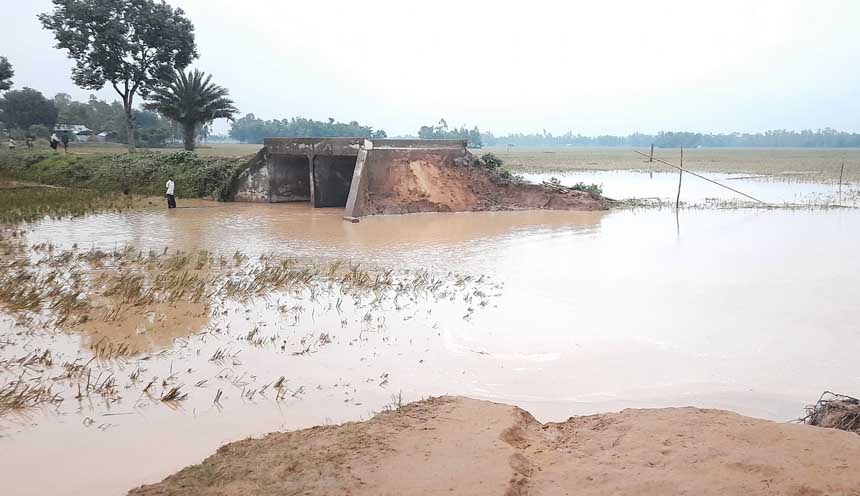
[183,123,195,151]
[124,101,136,153]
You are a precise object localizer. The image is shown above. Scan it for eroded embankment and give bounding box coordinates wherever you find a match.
[355,150,610,216]
[129,396,860,496]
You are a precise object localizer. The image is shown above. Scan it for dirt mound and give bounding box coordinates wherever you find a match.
[129,396,860,496]
[355,150,609,216]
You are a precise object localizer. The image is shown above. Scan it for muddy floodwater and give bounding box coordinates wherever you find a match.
[3,191,860,495]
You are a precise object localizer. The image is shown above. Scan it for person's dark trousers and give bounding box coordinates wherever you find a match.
[166,194,176,208]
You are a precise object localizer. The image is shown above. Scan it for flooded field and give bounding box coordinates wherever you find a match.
[3,197,860,495]
[491,146,860,182]
[522,170,860,207]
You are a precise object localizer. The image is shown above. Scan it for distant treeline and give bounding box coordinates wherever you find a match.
[229,114,387,144]
[418,119,483,148]
[483,129,860,148]
[225,113,860,149]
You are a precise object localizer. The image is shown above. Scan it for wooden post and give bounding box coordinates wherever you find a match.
[838,160,845,200]
[632,149,770,207]
[676,147,683,209]
[649,143,655,179]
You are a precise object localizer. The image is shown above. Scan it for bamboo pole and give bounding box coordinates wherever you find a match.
[676,147,683,209]
[649,144,654,179]
[838,160,845,200]
[632,149,770,207]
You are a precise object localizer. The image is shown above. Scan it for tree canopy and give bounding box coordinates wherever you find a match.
[0,87,58,131]
[144,69,238,150]
[52,92,173,147]
[229,115,386,144]
[418,119,483,148]
[39,0,197,151]
[0,56,13,91]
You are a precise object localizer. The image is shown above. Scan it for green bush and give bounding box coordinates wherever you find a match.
[546,177,603,197]
[479,152,504,169]
[570,182,603,197]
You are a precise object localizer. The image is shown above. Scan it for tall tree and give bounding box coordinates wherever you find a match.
[144,69,238,151]
[0,56,13,91]
[0,88,59,130]
[39,0,197,152]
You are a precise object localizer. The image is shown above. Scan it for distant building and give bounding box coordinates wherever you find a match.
[94,131,117,143]
[53,125,95,142]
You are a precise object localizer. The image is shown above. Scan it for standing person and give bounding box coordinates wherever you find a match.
[50,133,60,150]
[26,136,33,150]
[61,133,70,153]
[165,177,176,209]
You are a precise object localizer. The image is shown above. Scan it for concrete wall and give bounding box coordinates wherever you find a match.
[264,137,363,156]
[233,148,270,202]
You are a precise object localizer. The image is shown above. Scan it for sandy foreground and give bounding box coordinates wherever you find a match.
[129,396,860,496]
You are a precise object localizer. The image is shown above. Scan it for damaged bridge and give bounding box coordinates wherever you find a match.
[233,137,608,220]
[233,138,472,220]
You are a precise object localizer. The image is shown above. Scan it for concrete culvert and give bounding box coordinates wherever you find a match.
[231,137,609,220]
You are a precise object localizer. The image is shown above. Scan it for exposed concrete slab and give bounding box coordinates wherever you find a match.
[264,137,364,157]
[372,139,468,150]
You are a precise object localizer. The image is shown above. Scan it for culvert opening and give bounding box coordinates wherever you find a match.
[270,155,311,202]
[312,155,357,207]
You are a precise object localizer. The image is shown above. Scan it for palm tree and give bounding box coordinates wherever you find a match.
[145,69,238,151]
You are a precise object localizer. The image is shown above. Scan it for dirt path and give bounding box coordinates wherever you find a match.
[129,396,860,496]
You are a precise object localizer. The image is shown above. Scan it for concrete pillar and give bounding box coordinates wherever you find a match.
[343,146,369,222]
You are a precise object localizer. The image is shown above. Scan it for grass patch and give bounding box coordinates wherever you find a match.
[0,181,137,225]
[0,149,253,200]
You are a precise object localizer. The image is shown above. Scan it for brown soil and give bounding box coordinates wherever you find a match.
[359,151,609,216]
[129,396,860,496]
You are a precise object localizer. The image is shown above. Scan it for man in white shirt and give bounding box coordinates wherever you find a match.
[165,177,176,209]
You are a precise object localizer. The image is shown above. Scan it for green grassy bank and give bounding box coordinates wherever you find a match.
[0,150,253,200]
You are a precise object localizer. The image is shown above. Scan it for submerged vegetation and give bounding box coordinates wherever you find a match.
[0,226,499,419]
[0,181,137,225]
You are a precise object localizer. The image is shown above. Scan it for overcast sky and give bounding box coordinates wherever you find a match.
[2,0,859,136]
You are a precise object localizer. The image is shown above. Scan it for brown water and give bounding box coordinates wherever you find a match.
[4,202,860,495]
